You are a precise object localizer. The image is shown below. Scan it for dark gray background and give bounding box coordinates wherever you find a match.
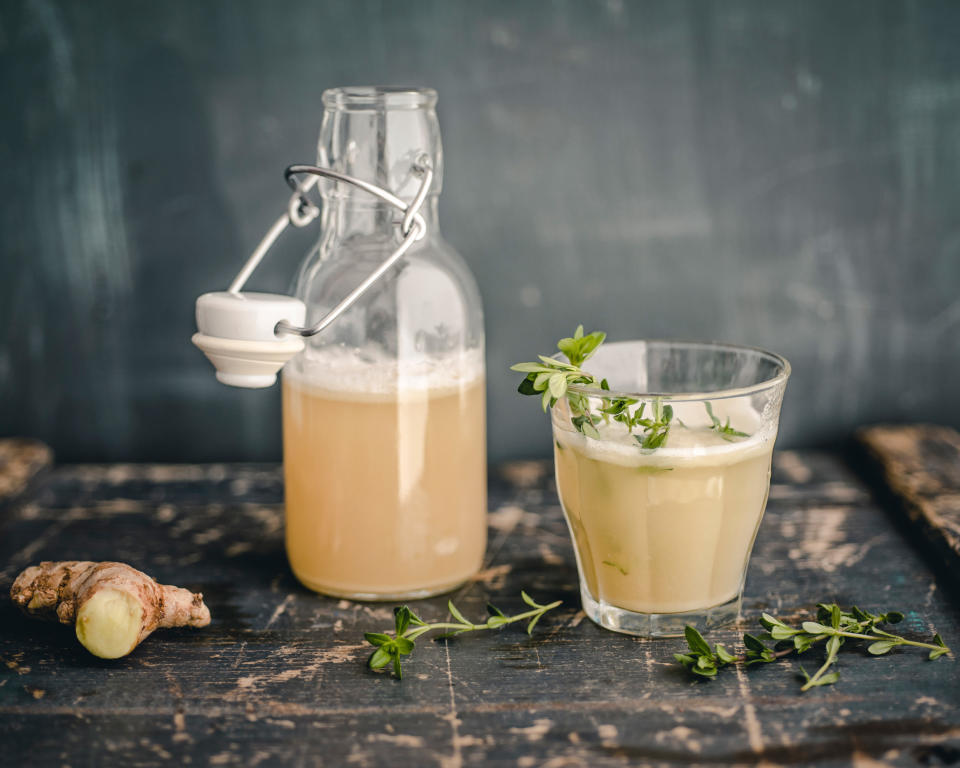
[2,0,958,462]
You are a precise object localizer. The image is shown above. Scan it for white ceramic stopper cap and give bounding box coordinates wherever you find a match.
[192,292,307,388]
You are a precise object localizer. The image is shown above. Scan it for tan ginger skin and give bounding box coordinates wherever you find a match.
[11,561,211,659]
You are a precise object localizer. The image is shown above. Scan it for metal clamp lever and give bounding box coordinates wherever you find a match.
[226,159,434,339]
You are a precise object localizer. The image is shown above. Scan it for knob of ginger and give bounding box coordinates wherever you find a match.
[10,561,211,659]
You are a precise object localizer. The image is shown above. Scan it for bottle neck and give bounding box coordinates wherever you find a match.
[320,196,440,241]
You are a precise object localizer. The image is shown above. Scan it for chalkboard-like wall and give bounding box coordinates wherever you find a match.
[1,0,958,462]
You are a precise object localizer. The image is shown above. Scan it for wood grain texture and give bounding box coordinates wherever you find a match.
[858,424,960,580]
[0,452,958,767]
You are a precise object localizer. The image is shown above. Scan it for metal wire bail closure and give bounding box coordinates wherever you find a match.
[192,158,433,388]
[227,158,434,338]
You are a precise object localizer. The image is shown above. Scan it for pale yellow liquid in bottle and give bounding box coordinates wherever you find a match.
[282,368,486,599]
[554,409,773,614]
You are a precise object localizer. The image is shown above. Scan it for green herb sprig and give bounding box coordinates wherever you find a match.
[704,401,748,441]
[511,326,677,447]
[365,592,562,679]
[632,399,674,450]
[675,604,950,691]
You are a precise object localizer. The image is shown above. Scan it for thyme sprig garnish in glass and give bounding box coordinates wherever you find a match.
[511,326,680,447]
[675,603,951,691]
[512,326,755,449]
[364,592,562,679]
[705,401,748,441]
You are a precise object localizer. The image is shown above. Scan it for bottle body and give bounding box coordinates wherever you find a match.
[282,88,486,599]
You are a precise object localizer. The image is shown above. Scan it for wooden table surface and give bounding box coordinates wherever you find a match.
[1,447,958,767]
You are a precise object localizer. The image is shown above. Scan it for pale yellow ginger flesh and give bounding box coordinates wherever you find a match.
[11,561,211,659]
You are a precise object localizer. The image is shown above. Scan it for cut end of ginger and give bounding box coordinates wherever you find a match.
[75,588,144,659]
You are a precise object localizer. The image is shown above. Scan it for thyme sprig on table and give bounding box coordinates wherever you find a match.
[675,604,951,691]
[364,592,561,679]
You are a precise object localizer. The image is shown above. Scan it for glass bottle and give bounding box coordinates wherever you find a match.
[282,87,486,600]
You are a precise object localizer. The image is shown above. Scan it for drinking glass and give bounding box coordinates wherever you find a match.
[551,340,789,636]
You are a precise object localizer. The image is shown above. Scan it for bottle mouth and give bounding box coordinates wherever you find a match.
[322,86,438,111]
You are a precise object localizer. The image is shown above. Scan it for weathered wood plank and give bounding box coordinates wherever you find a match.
[858,424,960,579]
[0,452,958,767]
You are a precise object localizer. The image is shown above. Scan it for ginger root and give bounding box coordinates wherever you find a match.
[10,561,211,659]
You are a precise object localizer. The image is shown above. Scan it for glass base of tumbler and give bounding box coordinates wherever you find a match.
[581,586,742,637]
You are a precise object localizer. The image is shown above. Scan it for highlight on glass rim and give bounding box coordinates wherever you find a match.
[4,4,958,763]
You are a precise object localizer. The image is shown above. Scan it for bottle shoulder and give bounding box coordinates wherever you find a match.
[291,234,484,356]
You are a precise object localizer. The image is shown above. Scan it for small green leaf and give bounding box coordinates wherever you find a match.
[759,612,787,630]
[692,665,718,677]
[826,635,842,656]
[510,362,551,373]
[715,644,736,664]
[517,376,539,396]
[770,625,799,640]
[549,373,568,398]
[526,613,543,636]
[534,371,553,390]
[578,331,606,362]
[830,604,842,630]
[364,632,393,647]
[556,338,579,361]
[407,609,427,627]
[808,672,840,688]
[929,647,949,660]
[368,647,392,670]
[538,354,576,369]
[704,401,720,427]
[794,634,814,652]
[447,601,470,626]
[684,625,713,657]
[581,420,601,439]
[394,637,415,654]
[884,611,905,624]
[743,634,768,653]
[395,606,411,636]
[521,591,540,608]
[602,559,629,575]
[541,388,552,412]
[867,640,897,655]
[486,615,509,629]
[487,603,506,618]
[802,621,831,635]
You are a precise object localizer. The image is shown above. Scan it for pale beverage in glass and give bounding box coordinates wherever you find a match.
[527,338,788,636]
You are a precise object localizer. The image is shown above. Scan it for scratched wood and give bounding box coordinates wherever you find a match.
[858,425,960,581]
[1,450,958,767]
